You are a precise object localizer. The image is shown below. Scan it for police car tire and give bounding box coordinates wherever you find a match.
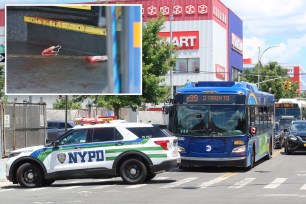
[16,163,43,188]
[119,159,147,184]
[42,179,55,186]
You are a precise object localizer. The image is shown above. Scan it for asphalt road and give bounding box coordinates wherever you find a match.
[6,41,109,94]
[2,149,306,204]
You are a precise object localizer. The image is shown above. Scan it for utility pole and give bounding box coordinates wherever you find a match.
[169,0,176,99]
[257,45,279,90]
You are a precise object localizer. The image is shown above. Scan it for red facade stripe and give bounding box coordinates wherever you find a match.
[0,9,4,26]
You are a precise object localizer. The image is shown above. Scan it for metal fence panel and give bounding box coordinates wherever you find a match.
[1,103,46,157]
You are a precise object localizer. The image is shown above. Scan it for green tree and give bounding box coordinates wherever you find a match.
[53,97,82,109]
[142,15,176,104]
[300,91,306,98]
[74,15,176,117]
[237,61,298,101]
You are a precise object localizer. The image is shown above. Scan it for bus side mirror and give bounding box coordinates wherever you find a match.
[249,127,256,134]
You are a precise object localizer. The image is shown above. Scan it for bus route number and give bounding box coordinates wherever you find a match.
[186,95,199,102]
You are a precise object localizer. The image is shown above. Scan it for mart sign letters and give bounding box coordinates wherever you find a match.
[159,31,199,50]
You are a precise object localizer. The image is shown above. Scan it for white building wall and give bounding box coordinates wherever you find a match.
[162,19,226,87]
[212,21,227,81]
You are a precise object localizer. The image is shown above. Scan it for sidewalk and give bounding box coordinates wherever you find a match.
[0,158,8,186]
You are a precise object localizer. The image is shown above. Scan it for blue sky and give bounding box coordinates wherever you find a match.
[222,0,306,90]
[2,0,306,90]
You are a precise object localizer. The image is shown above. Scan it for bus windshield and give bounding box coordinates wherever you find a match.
[172,105,246,136]
[275,108,300,121]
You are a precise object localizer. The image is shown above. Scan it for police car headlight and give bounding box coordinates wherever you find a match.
[289,135,297,141]
[8,152,21,158]
[232,145,246,153]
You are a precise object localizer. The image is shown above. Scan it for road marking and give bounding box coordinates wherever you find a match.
[228,178,256,189]
[92,185,115,189]
[259,194,299,197]
[126,184,147,189]
[300,184,306,190]
[0,189,14,192]
[199,173,237,188]
[160,177,197,189]
[154,177,169,180]
[272,149,282,157]
[60,186,81,190]
[66,180,82,184]
[264,178,287,189]
[26,187,48,191]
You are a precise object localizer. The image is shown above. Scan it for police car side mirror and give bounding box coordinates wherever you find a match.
[54,140,60,147]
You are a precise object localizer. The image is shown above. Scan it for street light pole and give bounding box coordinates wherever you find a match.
[257,45,279,90]
[169,0,176,99]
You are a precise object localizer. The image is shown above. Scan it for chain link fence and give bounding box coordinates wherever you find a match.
[1,102,46,157]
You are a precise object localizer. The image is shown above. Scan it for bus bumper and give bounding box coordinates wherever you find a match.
[181,156,247,168]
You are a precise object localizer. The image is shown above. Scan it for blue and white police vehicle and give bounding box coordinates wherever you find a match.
[6,122,180,188]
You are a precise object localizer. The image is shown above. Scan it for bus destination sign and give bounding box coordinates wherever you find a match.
[176,94,245,104]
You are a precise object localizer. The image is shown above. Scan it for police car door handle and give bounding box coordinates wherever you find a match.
[115,142,124,146]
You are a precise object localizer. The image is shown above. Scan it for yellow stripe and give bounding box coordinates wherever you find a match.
[222,173,237,178]
[133,22,141,48]
[272,149,282,158]
[24,16,106,36]
[57,5,91,10]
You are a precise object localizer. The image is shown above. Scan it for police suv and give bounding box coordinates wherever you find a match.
[6,123,180,188]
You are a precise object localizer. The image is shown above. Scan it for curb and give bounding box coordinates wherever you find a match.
[0,180,11,187]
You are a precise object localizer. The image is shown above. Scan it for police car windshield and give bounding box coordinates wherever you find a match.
[46,129,74,146]
[127,127,170,139]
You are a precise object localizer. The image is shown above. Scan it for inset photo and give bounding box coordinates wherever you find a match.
[6,4,142,95]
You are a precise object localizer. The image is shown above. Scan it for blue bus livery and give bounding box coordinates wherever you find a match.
[169,81,275,170]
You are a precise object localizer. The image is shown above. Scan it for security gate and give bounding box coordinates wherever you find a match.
[0,102,47,157]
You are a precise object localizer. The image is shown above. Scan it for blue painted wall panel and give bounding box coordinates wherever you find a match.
[228,9,243,80]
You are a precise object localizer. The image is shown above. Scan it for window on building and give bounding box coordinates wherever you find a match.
[232,67,242,81]
[175,58,200,73]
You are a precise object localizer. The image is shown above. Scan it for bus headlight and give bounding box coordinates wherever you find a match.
[232,145,246,153]
[177,146,185,153]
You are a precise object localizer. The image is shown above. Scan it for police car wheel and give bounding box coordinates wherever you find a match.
[42,179,55,186]
[120,159,147,184]
[16,163,43,188]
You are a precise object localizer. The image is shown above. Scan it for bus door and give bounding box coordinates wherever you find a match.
[249,106,260,159]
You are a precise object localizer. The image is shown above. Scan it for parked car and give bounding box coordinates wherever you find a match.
[6,122,180,188]
[284,120,306,154]
[47,120,76,143]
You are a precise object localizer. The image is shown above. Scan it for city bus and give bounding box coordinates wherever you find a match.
[275,98,306,121]
[168,81,275,170]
